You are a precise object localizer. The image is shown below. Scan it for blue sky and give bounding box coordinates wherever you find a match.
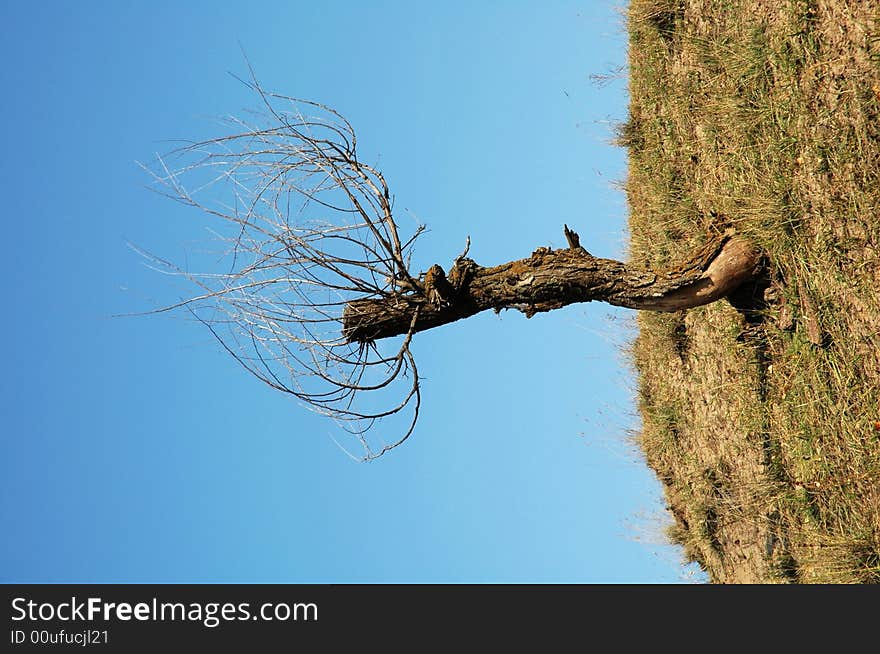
[1,1,702,582]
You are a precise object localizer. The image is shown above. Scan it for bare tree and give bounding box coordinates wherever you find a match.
[141,78,760,461]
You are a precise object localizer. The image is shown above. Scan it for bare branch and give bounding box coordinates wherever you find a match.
[139,78,426,461]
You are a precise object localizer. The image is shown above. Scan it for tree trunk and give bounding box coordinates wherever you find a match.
[342,230,761,343]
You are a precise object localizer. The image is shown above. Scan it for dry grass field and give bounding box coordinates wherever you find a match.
[624,0,880,582]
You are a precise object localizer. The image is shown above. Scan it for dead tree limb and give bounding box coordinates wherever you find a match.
[343,229,761,343]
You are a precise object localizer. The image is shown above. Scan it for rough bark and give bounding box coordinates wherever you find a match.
[342,229,762,343]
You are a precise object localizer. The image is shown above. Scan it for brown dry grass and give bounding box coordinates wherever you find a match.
[624,0,880,582]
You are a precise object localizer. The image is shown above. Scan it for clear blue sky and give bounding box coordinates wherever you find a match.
[1,1,703,582]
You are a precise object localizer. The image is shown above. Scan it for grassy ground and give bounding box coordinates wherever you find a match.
[624,0,880,582]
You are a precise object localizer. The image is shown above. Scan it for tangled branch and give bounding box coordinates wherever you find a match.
[140,79,427,460]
